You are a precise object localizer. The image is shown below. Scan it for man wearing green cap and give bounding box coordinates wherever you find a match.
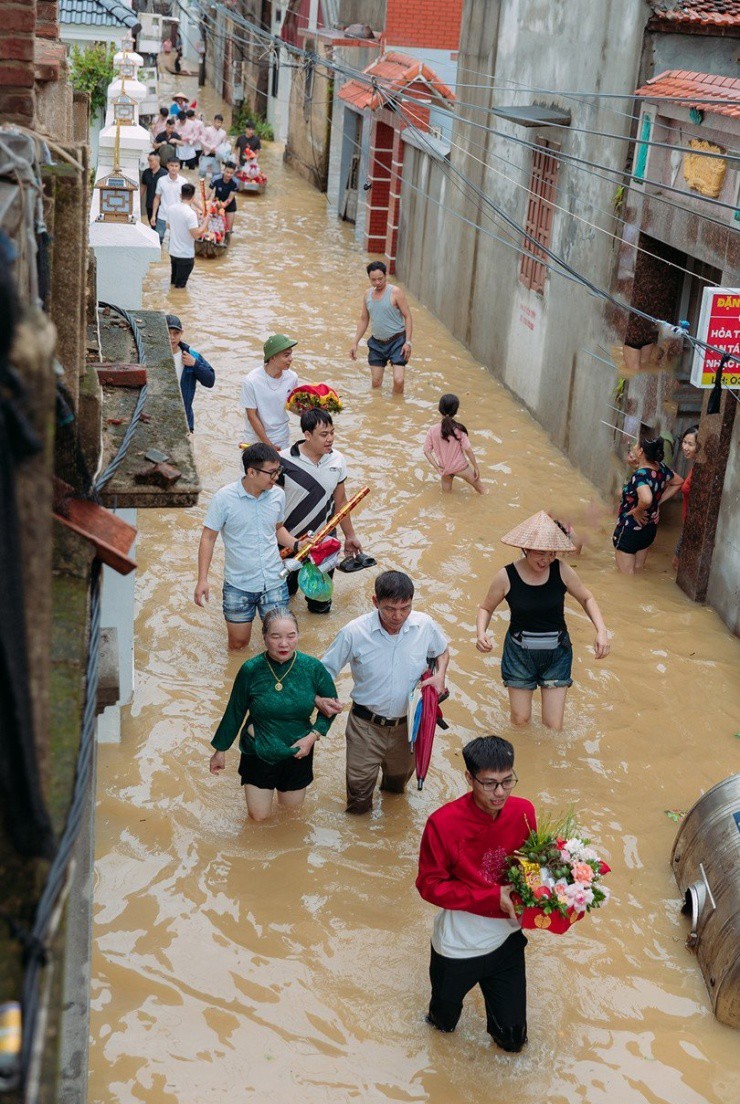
[241,335,299,451]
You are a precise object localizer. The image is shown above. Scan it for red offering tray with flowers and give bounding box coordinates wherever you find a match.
[506,814,610,935]
[235,150,268,193]
[195,198,230,257]
[286,383,343,415]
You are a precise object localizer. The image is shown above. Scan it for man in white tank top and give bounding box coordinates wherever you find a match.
[349,260,413,394]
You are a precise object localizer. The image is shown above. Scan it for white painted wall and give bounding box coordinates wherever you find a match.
[97,508,137,745]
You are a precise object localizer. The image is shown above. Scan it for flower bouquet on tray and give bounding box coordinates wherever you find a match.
[506,813,610,935]
[286,383,343,414]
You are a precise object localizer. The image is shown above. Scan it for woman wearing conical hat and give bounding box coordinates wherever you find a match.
[475,512,610,731]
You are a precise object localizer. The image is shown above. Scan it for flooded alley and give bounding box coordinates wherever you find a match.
[88,126,739,1104]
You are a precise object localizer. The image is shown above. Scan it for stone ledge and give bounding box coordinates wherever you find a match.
[92,308,201,508]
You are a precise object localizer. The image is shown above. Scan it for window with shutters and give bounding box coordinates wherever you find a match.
[519,140,559,294]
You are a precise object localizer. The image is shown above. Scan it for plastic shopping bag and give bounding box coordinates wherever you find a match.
[298,560,333,601]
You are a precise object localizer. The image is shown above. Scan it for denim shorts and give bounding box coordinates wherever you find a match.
[222,581,290,624]
[501,630,573,690]
[367,331,407,367]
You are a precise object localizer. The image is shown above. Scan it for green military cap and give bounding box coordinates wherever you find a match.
[263,334,297,361]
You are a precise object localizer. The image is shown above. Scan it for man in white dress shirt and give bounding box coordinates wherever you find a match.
[321,571,449,814]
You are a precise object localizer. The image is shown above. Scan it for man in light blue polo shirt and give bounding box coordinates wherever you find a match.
[321,570,449,814]
[195,443,299,650]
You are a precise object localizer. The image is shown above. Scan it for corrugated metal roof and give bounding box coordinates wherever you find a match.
[60,0,139,28]
[635,69,740,118]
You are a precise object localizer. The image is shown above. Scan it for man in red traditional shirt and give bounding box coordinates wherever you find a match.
[416,735,535,1052]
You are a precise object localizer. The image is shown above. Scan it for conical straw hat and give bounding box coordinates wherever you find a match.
[500,511,575,552]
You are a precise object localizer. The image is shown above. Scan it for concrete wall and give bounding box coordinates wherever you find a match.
[396,0,649,494]
[339,0,386,28]
[648,30,740,80]
[707,414,740,636]
[284,35,335,189]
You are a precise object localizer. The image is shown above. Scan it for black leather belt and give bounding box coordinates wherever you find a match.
[351,703,406,728]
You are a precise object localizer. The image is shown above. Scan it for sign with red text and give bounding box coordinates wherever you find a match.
[691,287,740,388]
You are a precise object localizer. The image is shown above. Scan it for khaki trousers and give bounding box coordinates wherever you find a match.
[344,710,414,814]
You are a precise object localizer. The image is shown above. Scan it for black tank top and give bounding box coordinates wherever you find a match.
[504,560,567,634]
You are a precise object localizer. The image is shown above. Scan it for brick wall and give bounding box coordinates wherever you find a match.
[37,1,60,40]
[0,1,37,125]
[385,0,463,50]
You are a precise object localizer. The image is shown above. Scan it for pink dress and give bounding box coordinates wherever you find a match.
[424,422,471,476]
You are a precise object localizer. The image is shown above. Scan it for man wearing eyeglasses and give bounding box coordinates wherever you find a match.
[416,735,535,1053]
[194,443,299,650]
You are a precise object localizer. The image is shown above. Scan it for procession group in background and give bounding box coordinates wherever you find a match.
[141,95,267,287]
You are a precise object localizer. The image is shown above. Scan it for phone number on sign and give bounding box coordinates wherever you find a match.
[703,371,740,386]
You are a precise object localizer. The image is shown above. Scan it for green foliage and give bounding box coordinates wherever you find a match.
[69,43,116,117]
[253,118,275,142]
[230,103,274,141]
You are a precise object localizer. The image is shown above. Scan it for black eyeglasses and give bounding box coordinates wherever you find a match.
[252,466,283,479]
[471,772,518,793]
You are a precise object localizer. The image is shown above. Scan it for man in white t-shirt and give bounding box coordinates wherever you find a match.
[167,184,209,288]
[150,157,187,243]
[241,334,299,451]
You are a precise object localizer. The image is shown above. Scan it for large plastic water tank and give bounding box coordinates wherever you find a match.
[670,773,740,1028]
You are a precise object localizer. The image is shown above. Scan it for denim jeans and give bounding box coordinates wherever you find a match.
[221,580,290,624]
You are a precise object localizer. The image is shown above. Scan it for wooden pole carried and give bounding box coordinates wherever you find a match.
[280,486,370,563]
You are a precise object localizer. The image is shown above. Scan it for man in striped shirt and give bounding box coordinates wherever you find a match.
[280,409,362,614]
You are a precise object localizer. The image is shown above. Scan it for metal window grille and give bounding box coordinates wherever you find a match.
[519,139,559,294]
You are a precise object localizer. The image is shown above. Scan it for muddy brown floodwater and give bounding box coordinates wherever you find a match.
[88,87,739,1104]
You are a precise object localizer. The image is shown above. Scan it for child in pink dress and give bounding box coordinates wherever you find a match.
[424,393,484,494]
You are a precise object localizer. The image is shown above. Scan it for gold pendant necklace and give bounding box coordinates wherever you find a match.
[265,652,297,692]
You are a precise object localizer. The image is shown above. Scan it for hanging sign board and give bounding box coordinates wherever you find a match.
[691,287,740,388]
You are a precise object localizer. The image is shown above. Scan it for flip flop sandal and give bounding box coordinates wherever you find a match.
[336,555,364,573]
[354,553,377,569]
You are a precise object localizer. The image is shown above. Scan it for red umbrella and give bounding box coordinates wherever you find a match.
[414,670,448,790]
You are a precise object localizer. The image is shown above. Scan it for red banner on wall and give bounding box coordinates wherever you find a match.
[691,287,740,388]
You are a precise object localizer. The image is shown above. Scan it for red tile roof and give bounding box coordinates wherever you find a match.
[648,1,740,27]
[338,51,454,112]
[635,69,740,118]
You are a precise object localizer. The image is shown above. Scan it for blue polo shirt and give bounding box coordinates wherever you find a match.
[203,480,285,593]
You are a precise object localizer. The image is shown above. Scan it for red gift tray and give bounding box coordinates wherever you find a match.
[517,904,585,935]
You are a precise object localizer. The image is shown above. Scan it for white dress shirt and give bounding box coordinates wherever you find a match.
[203,481,285,593]
[321,610,448,718]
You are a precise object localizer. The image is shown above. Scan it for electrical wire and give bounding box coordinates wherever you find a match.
[417,111,723,287]
[201,2,739,365]
[382,85,739,365]
[203,6,740,230]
